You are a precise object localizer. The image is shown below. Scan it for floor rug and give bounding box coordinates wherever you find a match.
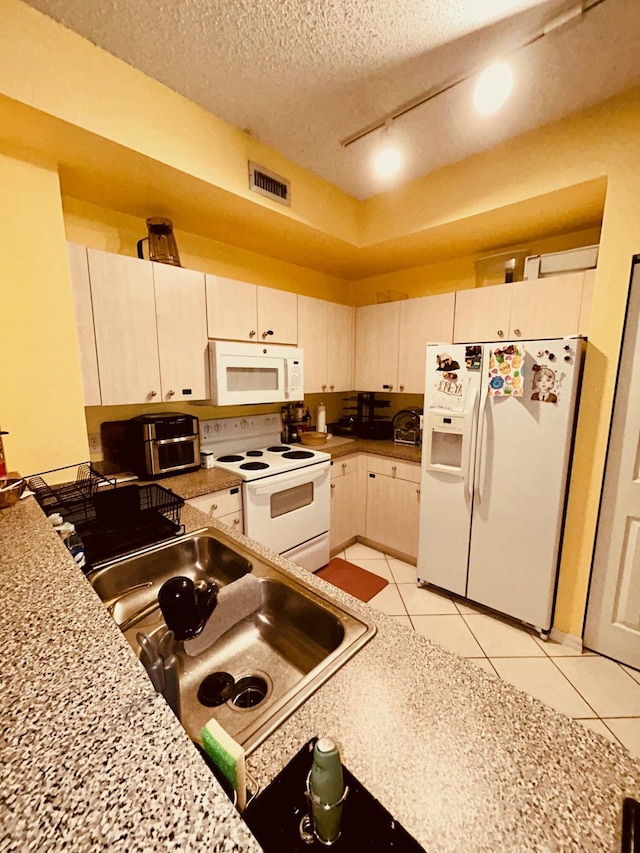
[316,557,388,603]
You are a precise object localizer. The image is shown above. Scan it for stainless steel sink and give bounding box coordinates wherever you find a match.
[88,527,376,754]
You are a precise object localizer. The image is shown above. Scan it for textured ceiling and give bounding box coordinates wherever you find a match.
[22,0,640,199]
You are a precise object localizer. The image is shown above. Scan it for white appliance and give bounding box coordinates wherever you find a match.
[417,337,583,634]
[200,416,330,572]
[205,341,304,406]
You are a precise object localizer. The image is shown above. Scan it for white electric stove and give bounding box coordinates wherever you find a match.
[199,416,331,572]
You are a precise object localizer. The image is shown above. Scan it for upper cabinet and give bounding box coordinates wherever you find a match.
[397,293,455,394]
[453,271,592,343]
[354,302,400,393]
[355,293,455,394]
[67,243,101,407]
[69,245,208,406]
[205,275,297,344]
[298,296,354,393]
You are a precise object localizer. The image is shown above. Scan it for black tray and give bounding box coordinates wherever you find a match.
[243,738,426,852]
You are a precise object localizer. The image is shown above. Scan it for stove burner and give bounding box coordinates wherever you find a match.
[240,461,270,470]
[245,450,263,457]
[217,454,244,463]
[267,445,291,453]
[282,450,314,460]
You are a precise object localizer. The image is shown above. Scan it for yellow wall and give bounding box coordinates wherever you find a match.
[63,197,351,302]
[0,153,88,477]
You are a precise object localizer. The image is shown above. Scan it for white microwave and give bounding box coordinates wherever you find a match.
[205,340,304,406]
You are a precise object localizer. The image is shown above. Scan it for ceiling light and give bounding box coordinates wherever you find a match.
[373,145,403,178]
[473,62,514,115]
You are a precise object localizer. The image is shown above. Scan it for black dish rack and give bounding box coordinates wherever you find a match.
[27,463,184,570]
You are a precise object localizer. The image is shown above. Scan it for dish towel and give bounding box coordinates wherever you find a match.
[184,574,261,657]
[488,344,525,397]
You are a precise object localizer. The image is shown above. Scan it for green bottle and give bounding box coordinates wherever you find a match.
[309,736,345,845]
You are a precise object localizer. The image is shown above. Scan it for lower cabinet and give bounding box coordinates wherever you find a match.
[364,457,421,559]
[330,454,365,552]
[186,487,244,534]
[329,453,421,561]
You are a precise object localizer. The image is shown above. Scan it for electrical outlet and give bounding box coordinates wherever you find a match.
[88,433,102,454]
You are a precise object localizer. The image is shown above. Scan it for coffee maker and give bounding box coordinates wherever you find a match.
[281,402,309,443]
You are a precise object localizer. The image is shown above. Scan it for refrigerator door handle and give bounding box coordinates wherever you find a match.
[473,384,489,503]
[463,385,478,504]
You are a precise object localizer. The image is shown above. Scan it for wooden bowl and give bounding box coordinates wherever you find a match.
[300,431,329,446]
[0,478,26,509]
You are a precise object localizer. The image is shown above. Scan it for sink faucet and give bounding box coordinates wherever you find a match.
[158,577,218,641]
[102,582,159,632]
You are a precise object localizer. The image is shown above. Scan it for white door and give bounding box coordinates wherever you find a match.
[466,338,582,631]
[417,343,482,595]
[585,259,640,666]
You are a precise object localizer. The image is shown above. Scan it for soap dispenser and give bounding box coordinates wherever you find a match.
[308,736,348,845]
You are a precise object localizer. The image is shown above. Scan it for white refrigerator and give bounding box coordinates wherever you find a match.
[417,337,583,634]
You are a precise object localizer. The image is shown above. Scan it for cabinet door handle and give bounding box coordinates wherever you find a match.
[513,328,521,337]
[249,330,256,338]
[330,384,335,391]
[150,390,157,397]
[399,384,404,391]
[342,463,347,469]
[392,466,397,476]
[331,483,335,489]
[262,330,274,339]
[211,504,218,513]
[322,384,327,391]
[417,488,421,494]
[497,330,504,338]
[233,518,240,525]
[167,390,175,397]
[383,384,394,391]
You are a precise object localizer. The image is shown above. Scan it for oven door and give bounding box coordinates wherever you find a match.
[244,462,330,561]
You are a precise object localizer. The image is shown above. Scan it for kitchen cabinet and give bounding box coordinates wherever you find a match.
[77,247,208,405]
[186,487,244,533]
[355,295,454,394]
[453,271,592,343]
[330,454,364,552]
[364,457,420,559]
[397,293,455,394]
[298,295,354,393]
[67,242,101,406]
[355,302,400,392]
[205,275,297,344]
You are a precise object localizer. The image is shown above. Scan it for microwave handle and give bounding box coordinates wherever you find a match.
[248,464,328,496]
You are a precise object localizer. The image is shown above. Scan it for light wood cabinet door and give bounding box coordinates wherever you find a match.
[355,302,400,392]
[579,268,595,335]
[326,302,355,392]
[256,285,298,344]
[154,264,208,402]
[67,243,101,406]
[297,295,328,393]
[453,284,512,343]
[365,472,420,558]
[88,248,161,405]
[205,275,258,341]
[330,471,358,551]
[509,272,584,341]
[397,293,455,394]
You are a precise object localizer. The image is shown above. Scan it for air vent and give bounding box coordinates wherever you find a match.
[249,161,291,206]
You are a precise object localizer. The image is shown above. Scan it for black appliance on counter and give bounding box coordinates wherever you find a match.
[103,413,200,479]
[332,393,393,440]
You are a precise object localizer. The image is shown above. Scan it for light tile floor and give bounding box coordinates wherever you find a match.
[336,543,640,757]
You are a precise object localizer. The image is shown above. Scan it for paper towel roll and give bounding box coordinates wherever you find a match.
[317,404,326,434]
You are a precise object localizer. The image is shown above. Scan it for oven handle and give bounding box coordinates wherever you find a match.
[153,436,199,446]
[247,463,329,496]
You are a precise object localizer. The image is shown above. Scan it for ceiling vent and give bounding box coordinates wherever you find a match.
[249,161,291,206]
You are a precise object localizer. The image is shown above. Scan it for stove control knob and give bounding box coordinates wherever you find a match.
[240,419,249,429]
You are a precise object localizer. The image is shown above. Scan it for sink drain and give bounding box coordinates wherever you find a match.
[197,671,272,710]
[231,675,269,709]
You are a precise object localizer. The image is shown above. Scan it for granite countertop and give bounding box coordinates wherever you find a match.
[3,491,640,852]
